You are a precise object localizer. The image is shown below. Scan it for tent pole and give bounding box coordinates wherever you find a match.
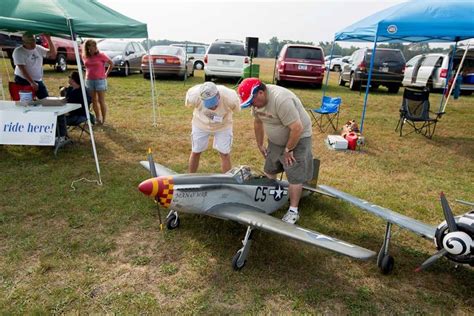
[146,37,158,127]
[321,41,336,101]
[68,19,102,184]
[438,40,458,112]
[360,32,379,133]
[442,41,470,113]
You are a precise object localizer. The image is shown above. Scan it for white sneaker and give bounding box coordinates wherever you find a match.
[282,210,299,224]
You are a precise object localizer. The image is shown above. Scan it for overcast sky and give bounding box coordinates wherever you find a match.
[98,0,406,46]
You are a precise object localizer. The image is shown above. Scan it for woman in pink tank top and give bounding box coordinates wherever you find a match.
[82,39,113,125]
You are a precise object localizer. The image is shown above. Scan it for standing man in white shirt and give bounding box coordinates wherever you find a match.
[13,33,56,99]
[185,82,240,173]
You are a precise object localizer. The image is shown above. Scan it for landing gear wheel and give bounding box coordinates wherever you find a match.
[166,213,180,230]
[232,249,246,271]
[380,255,394,275]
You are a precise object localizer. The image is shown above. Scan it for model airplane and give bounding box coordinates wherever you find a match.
[138,151,375,270]
[319,185,474,274]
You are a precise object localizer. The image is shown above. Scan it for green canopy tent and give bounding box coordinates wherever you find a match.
[0,0,158,184]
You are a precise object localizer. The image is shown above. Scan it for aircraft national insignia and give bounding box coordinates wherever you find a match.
[269,185,288,201]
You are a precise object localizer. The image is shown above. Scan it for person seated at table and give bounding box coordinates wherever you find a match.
[60,71,94,126]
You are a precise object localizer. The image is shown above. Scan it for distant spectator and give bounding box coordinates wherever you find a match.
[82,39,113,125]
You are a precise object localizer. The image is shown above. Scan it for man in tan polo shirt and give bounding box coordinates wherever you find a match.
[185,82,240,173]
[237,78,313,224]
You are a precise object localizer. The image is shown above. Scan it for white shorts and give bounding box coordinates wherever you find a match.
[191,125,233,154]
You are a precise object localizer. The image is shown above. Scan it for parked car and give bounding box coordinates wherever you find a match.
[326,55,350,72]
[324,54,341,70]
[1,32,80,72]
[97,39,145,76]
[339,48,406,93]
[204,39,249,81]
[141,45,194,80]
[274,44,325,87]
[402,49,474,95]
[171,43,208,70]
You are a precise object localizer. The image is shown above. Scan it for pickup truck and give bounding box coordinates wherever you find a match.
[1,32,81,72]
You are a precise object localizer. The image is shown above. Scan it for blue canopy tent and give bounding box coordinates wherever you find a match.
[325,0,474,133]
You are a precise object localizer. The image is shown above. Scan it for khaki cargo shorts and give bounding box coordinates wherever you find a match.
[264,137,313,184]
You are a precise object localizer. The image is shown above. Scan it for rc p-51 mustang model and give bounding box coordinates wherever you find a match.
[138,151,375,270]
[319,185,474,274]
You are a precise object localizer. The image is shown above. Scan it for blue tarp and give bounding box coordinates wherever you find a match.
[335,0,474,43]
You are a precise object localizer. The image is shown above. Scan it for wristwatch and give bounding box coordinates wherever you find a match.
[284,147,294,153]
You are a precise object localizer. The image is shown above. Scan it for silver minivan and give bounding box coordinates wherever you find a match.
[171,43,208,70]
[403,49,474,94]
[204,39,249,82]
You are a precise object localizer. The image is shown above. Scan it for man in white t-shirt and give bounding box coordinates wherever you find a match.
[13,33,56,99]
[185,82,240,173]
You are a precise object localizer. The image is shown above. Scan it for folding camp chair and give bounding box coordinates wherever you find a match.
[8,82,36,101]
[67,112,95,140]
[395,88,444,139]
[307,96,342,132]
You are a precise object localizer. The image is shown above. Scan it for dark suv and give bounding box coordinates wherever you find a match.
[339,48,406,93]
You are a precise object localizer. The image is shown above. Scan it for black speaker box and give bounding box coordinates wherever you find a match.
[246,37,259,57]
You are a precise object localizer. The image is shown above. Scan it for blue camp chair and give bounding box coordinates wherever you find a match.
[307,96,342,132]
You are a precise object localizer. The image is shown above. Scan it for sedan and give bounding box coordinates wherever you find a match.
[141,45,194,80]
[97,39,145,76]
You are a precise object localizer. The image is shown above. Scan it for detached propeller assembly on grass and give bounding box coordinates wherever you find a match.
[416,192,474,272]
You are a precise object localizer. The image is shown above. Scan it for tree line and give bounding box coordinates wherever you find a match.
[143,37,454,61]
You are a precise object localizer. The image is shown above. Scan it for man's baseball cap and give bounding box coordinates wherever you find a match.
[238,78,262,108]
[199,82,220,109]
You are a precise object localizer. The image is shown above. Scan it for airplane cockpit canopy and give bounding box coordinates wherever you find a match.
[227,165,266,183]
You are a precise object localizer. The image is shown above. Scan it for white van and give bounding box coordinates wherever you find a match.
[403,49,474,95]
[204,39,249,82]
[171,43,208,70]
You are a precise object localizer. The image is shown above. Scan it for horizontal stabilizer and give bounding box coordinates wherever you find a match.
[318,185,437,240]
[208,203,375,260]
[140,161,177,176]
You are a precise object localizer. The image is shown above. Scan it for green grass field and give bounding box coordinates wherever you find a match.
[1,58,473,314]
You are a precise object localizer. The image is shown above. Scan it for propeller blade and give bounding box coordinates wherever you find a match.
[146,148,163,231]
[147,148,158,178]
[440,192,457,232]
[415,248,448,272]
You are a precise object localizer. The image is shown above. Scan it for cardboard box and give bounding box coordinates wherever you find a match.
[326,135,348,150]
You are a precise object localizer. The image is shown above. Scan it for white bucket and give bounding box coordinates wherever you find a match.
[19,91,33,102]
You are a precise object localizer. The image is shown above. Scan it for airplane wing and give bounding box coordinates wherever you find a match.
[207,203,375,260]
[318,185,437,240]
[140,161,178,176]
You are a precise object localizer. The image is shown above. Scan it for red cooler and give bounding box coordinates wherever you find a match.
[346,132,358,150]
